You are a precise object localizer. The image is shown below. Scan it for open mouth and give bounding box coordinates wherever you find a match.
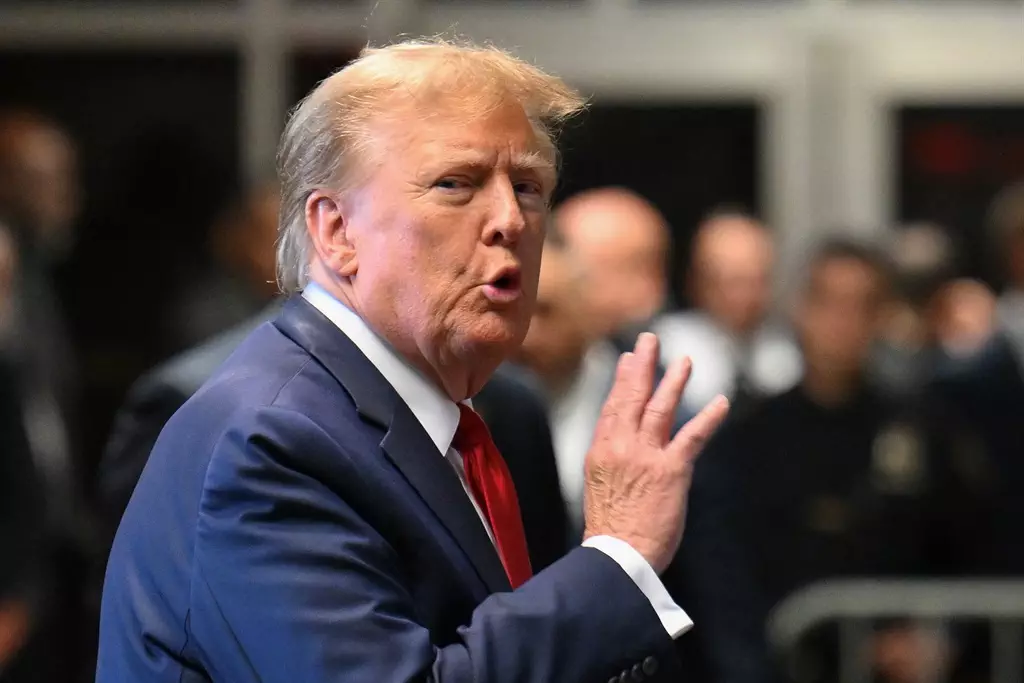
[491,270,521,292]
[483,267,523,303]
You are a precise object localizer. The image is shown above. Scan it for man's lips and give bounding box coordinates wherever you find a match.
[483,266,522,304]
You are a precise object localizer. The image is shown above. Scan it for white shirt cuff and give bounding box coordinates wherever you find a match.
[582,535,694,639]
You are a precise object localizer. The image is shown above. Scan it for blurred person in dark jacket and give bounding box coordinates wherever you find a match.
[0,235,47,682]
[712,237,984,683]
[925,279,1024,576]
[0,110,94,683]
[0,111,81,511]
[653,209,802,417]
[0,356,47,683]
[988,179,1024,365]
[100,306,570,573]
[870,222,958,400]
[517,233,772,683]
[163,183,281,354]
[874,220,1024,574]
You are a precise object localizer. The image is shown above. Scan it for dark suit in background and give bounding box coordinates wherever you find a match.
[0,354,47,683]
[98,305,570,572]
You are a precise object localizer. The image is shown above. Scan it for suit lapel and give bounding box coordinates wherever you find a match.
[381,404,511,593]
[273,297,511,594]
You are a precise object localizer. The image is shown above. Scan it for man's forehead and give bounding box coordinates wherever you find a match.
[371,98,551,158]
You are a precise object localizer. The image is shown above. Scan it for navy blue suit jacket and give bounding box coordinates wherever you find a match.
[96,297,680,683]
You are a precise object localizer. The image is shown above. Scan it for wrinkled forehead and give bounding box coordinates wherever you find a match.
[363,88,556,167]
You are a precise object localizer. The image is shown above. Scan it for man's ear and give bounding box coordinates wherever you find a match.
[306,190,358,277]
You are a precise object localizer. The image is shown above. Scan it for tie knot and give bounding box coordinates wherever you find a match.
[453,403,489,452]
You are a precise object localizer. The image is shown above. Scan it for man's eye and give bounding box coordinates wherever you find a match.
[435,178,467,190]
[514,181,542,196]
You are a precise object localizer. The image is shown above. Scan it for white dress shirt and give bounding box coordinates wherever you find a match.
[998,289,1024,369]
[303,282,692,639]
[549,340,621,533]
[652,311,802,414]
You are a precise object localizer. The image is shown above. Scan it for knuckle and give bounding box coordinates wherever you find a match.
[644,402,672,423]
[669,456,694,478]
[597,405,620,426]
[681,429,708,451]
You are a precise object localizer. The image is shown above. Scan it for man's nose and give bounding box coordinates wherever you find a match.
[482,181,526,247]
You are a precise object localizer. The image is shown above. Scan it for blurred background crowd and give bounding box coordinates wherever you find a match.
[1,1,1023,682]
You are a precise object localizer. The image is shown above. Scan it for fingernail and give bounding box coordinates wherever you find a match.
[635,332,655,352]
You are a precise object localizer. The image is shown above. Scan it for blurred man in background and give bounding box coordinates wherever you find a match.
[873,219,1024,575]
[872,222,961,400]
[0,271,46,683]
[653,210,802,416]
[517,232,771,683]
[0,110,90,683]
[0,110,80,263]
[988,179,1024,366]
[0,110,81,499]
[163,182,281,353]
[710,237,986,683]
[555,187,671,351]
[516,231,607,538]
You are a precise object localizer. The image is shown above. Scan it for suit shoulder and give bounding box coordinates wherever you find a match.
[158,322,352,453]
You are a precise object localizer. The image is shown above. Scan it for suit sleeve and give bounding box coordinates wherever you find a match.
[191,406,682,683]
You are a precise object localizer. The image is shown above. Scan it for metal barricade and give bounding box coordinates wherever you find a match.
[767,579,1024,683]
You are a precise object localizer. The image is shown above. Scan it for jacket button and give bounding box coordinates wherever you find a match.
[631,663,646,681]
[642,656,659,677]
[607,677,618,683]
[618,672,631,683]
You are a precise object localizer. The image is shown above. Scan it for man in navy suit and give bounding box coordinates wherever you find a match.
[97,301,570,572]
[97,39,729,683]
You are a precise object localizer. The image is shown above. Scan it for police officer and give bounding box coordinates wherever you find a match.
[711,238,977,683]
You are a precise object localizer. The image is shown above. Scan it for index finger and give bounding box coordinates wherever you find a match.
[598,333,659,430]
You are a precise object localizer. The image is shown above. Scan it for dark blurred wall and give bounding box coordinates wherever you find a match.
[0,48,241,493]
[898,104,1024,287]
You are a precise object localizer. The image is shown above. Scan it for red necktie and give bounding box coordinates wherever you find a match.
[453,404,533,589]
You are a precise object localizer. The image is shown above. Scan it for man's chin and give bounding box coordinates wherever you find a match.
[458,314,526,358]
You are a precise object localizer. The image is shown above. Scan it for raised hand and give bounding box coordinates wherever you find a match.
[582,332,730,574]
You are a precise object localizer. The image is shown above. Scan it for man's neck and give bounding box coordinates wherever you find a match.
[544,357,585,400]
[801,368,862,409]
[308,270,485,402]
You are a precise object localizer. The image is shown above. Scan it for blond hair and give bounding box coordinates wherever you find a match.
[275,37,586,293]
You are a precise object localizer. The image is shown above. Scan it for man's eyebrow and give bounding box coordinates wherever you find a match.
[511,150,556,174]
[421,148,556,184]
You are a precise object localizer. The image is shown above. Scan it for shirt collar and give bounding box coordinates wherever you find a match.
[302,282,461,455]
